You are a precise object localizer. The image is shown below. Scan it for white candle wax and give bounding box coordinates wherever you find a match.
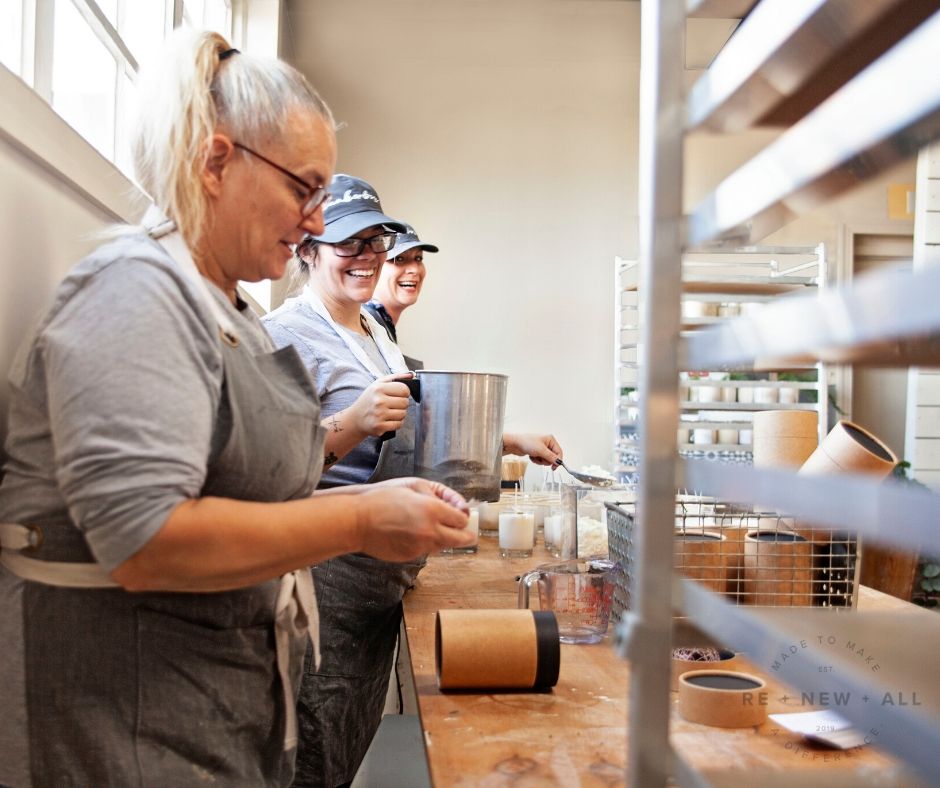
[543,513,562,547]
[466,509,480,544]
[498,512,535,550]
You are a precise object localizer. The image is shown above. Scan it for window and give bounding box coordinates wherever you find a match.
[5,0,234,177]
[0,0,25,76]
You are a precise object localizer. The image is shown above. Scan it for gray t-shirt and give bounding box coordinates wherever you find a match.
[263,297,390,487]
[0,232,273,571]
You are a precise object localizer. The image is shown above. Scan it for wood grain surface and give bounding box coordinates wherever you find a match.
[401,539,925,786]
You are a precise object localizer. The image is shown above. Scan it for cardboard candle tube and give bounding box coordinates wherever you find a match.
[798,420,897,479]
[674,532,727,593]
[678,670,768,727]
[743,530,813,606]
[435,609,560,690]
[752,410,818,469]
[671,648,740,692]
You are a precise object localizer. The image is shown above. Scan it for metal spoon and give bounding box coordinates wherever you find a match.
[555,459,615,488]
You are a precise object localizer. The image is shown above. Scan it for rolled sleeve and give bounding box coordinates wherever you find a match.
[41,260,222,571]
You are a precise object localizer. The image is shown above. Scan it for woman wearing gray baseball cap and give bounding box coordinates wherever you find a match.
[263,174,562,787]
[363,223,438,344]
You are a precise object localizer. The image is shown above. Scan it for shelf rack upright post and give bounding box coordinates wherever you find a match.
[624,0,940,785]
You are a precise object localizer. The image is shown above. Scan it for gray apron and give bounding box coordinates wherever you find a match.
[1,230,326,787]
[293,392,424,788]
[18,336,324,788]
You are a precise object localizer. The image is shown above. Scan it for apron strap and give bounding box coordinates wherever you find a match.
[0,522,118,587]
[274,569,321,750]
[2,523,317,751]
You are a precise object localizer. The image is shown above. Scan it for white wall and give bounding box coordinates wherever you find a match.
[907,142,940,490]
[283,0,640,475]
[0,67,141,457]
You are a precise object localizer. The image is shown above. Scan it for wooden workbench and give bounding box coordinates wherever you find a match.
[401,538,927,787]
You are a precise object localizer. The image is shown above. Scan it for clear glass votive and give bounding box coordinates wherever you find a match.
[498,506,535,558]
[542,505,564,554]
[449,506,479,554]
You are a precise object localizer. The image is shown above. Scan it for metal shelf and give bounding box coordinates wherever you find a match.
[685,9,940,247]
[627,1,940,784]
[622,275,818,295]
[681,459,940,557]
[681,263,940,370]
[686,0,923,133]
[686,0,757,18]
[677,578,940,782]
[679,401,816,411]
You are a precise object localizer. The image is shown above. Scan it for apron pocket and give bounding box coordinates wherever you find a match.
[134,606,288,785]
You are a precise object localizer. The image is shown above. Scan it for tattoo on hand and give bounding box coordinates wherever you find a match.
[324,451,338,467]
[329,415,343,433]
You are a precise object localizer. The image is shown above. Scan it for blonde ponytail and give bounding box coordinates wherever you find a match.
[132,29,333,249]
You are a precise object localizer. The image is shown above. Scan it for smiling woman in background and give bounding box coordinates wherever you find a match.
[363,223,438,345]
[0,31,472,788]
[263,176,563,787]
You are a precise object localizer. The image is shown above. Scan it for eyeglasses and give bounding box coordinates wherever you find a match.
[233,142,329,217]
[329,232,398,258]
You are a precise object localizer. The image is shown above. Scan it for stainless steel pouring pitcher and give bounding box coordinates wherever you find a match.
[413,371,508,502]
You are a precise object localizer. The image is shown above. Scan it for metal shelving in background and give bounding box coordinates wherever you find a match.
[615,245,829,472]
[624,0,940,785]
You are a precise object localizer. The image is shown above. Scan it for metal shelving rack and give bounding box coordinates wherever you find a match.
[623,0,940,785]
[615,245,829,469]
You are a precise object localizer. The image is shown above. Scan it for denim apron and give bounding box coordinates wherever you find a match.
[291,295,424,788]
[0,222,325,787]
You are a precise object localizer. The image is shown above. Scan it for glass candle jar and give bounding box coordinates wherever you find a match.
[498,506,535,558]
[542,505,564,554]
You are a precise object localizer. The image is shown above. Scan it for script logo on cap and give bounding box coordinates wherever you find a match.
[325,188,380,210]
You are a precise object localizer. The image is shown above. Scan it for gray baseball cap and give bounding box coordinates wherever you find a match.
[312,174,406,243]
[388,224,439,259]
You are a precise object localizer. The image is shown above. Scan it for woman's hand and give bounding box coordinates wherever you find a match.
[355,486,475,561]
[348,373,412,437]
[502,433,563,467]
[374,477,469,513]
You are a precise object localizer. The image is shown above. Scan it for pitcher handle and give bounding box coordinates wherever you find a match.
[517,569,541,609]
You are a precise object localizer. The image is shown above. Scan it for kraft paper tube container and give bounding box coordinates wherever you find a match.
[798,420,898,479]
[674,532,727,593]
[678,670,768,727]
[743,530,813,606]
[436,610,560,691]
[671,648,740,692]
[752,410,818,469]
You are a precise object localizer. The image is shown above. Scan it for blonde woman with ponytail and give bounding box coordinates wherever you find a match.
[0,29,472,787]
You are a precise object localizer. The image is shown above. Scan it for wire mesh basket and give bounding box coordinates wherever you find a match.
[604,495,860,624]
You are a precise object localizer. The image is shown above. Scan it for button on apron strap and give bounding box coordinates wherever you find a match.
[274,569,320,751]
[0,523,119,588]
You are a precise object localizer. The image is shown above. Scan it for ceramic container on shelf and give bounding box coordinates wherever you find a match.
[696,385,720,404]
[717,428,739,446]
[753,386,779,404]
[778,386,799,404]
